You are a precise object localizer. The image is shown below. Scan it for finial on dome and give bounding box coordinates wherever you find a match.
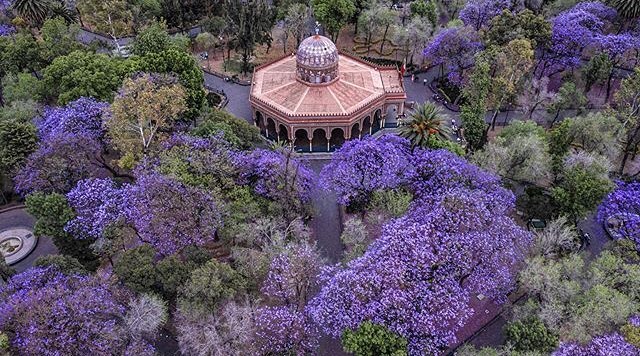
[314,22,320,37]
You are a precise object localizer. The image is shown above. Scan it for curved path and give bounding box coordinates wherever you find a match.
[0,207,58,273]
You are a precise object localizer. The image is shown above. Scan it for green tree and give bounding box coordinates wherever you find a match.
[460,57,489,151]
[341,321,408,356]
[551,152,614,223]
[114,245,158,293]
[398,102,451,150]
[137,48,206,119]
[546,81,587,126]
[312,0,356,42]
[107,73,187,162]
[484,9,551,47]
[33,255,87,275]
[284,3,311,49]
[473,120,551,184]
[25,192,99,270]
[192,108,262,149]
[155,255,195,299]
[177,259,246,315]
[225,0,275,75]
[0,120,38,175]
[43,50,131,104]
[410,0,437,27]
[2,73,43,104]
[340,217,368,263]
[484,39,535,130]
[621,322,640,348]
[582,53,612,94]
[131,21,177,56]
[613,67,640,175]
[519,251,640,343]
[40,17,83,63]
[504,317,558,353]
[77,0,133,38]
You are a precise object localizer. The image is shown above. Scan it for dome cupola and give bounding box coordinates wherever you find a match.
[296,33,339,85]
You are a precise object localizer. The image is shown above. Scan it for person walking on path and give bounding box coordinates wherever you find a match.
[423,78,427,86]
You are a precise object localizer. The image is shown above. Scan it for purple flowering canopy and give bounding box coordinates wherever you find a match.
[314,145,531,354]
[553,333,640,355]
[459,0,522,30]
[0,23,15,36]
[124,173,222,255]
[545,2,638,72]
[238,148,314,210]
[65,178,128,240]
[320,135,412,207]
[13,132,104,195]
[310,188,531,354]
[255,243,322,354]
[0,267,136,355]
[597,181,640,247]
[36,97,109,143]
[423,27,483,85]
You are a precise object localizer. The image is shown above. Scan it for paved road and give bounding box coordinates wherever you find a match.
[0,207,58,273]
[203,73,253,122]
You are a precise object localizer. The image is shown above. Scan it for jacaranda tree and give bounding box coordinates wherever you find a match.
[310,188,531,354]
[0,267,155,355]
[320,135,412,210]
[598,182,640,247]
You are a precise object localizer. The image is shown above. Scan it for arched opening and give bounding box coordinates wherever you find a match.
[266,118,277,140]
[255,111,265,135]
[329,128,345,151]
[362,117,372,137]
[372,109,382,134]
[350,123,361,140]
[294,129,310,152]
[278,125,289,143]
[312,128,328,152]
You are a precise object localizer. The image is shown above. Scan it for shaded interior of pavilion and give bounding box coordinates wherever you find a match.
[254,111,387,152]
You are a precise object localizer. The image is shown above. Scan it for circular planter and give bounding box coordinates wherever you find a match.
[0,227,38,265]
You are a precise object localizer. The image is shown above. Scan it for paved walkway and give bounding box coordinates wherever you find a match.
[0,207,58,273]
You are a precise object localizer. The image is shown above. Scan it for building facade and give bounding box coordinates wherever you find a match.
[250,34,406,152]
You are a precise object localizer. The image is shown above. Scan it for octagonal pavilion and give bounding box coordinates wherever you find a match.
[250,33,406,152]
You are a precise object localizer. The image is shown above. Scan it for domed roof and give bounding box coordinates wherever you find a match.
[296,34,339,68]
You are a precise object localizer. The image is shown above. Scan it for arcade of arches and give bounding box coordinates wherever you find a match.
[253,106,404,152]
[250,33,406,153]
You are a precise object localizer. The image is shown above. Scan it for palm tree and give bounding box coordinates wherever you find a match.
[609,0,640,19]
[399,102,451,149]
[12,0,51,26]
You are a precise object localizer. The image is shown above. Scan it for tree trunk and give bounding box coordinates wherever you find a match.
[605,71,614,103]
[490,107,500,131]
[380,25,390,53]
[620,123,640,174]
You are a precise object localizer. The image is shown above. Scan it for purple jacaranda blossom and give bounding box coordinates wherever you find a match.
[459,0,523,30]
[65,178,128,239]
[255,306,319,355]
[309,187,531,355]
[0,267,132,355]
[237,148,314,212]
[553,333,640,356]
[123,173,222,255]
[423,27,483,85]
[36,97,109,143]
[597,181,640,247]
[13,132,104,195]
[320,135,412,208]
[0,23,15,36]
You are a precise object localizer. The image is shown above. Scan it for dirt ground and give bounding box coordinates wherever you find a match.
[196,24,407,79]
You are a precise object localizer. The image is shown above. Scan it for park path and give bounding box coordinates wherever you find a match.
[0,207,58,273]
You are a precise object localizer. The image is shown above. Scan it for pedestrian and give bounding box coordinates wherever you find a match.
[451,118,456,126]
[423,78,427,86]
[411,74,415,82]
